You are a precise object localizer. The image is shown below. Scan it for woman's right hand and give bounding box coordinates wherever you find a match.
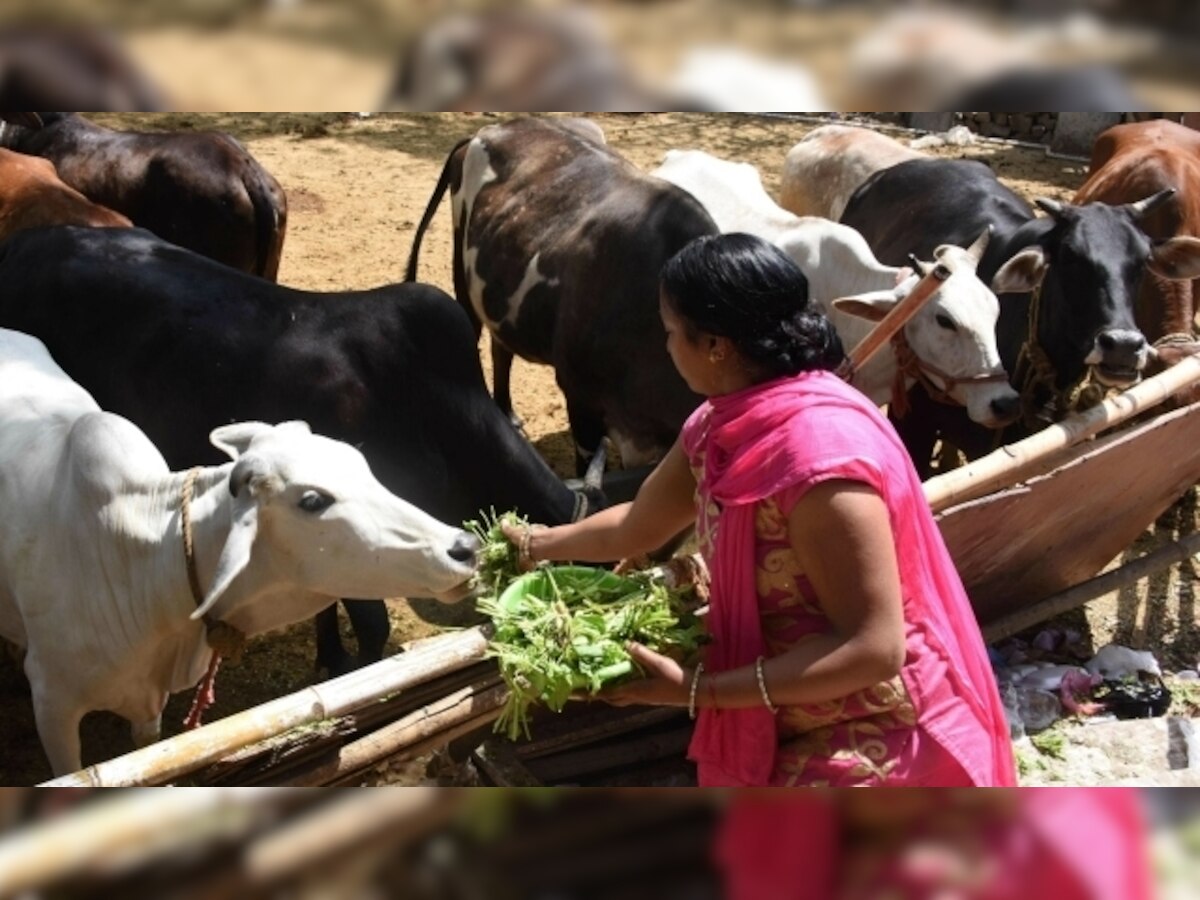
[501,520,546,572]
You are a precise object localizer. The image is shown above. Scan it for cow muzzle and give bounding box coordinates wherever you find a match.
[1086,329,1148,387]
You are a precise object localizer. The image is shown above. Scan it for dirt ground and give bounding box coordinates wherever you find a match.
[0,112,1195,785]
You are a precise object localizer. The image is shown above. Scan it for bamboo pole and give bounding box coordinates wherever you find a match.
[242,788,459,885]
[836,260,951,382]
[925,355,1200,513]
[982,530,1200,643]
[42,626,493,787]
[278,679,506,786]
[0,788,296,897]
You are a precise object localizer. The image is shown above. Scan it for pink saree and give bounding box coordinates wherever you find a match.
[681,371,1016,787]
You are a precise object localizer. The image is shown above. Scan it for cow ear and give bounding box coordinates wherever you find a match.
[210,422,273,460]
[832,290,896,323]
[191,491,259,621]
[228,453,279,499]
[991,247,1048,295]
[1148,235,1200,281]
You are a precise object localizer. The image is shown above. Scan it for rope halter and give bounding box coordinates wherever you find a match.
[889,328,1010,419]
[180,467,247,730]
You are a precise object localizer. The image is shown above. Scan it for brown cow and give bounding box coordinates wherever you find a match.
[0,113,287,281]
[1075,119,1200,373]
[0,148,129,239]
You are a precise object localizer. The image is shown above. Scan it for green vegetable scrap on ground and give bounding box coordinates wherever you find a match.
[465,512,707,741]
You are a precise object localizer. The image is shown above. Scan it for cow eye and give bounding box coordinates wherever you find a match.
[298,490,334,513]
[935,313,958,332]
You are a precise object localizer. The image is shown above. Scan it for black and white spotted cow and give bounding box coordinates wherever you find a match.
[406,116,719,473]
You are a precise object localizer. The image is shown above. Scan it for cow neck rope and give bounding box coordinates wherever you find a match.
[180,467,247,731]
[1011,282,1106,429]
[888,329,1009,418]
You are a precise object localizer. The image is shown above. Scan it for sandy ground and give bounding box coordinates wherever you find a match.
[0,112,1194,785]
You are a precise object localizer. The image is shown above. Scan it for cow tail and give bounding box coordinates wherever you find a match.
[245,165,287,282]
[405,135,472,283]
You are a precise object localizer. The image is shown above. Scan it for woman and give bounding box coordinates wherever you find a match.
[504,232,1015,787]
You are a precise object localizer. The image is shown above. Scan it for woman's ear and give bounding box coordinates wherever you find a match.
[709,335,732,363]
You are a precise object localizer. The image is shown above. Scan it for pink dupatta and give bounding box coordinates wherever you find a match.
[682,371,1015,787]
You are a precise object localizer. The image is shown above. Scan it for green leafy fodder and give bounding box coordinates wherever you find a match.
[477,565,706,741]
[464,508,528,600]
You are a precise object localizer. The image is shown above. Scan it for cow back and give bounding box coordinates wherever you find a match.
[0,225,583,527]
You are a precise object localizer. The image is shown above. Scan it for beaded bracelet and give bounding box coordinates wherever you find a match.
[688,662,705,720]
[755,655,778,714]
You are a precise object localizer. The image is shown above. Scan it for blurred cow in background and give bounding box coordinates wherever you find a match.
[0,25,167,111]
[385,7,666,111]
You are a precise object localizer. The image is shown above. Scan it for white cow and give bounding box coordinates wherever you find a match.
[0,329,479,775]
[652,149,1019,428]
[778,124,924,222]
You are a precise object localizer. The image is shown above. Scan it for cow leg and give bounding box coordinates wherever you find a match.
[343,599,391,666]
[31,694,83,777]
[313,604,354,679]
[491,339,523,432]
[131,714,163,749]
[566,398,606,478]
[889,389,940,481]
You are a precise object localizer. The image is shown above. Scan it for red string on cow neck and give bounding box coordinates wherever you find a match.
[184,652,222,730]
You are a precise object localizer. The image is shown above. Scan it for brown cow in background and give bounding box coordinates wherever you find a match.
[0,113,287,281]
[0,148,129,239]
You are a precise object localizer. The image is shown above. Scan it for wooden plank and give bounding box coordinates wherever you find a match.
[524,723,694,785]
[982,530,1200,642]
[515,706,687,760]
[938,401,1200,624]
[276,678,506,786]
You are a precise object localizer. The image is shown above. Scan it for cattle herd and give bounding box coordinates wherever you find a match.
[1,112,1198,781]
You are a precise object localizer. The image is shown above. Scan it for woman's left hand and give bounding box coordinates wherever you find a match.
[596,642,692,707]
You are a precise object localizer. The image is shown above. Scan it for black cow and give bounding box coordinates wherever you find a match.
[0,113,287,281]
[406,116,718,473]
[0,225,606,676]
[840,157,1200,475]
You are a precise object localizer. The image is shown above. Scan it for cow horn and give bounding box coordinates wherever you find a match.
[584,438,608,491]
[966,225,993,262]
[1035,197,1067,218]
[907,253,933,277]
[1125,188,1176,220]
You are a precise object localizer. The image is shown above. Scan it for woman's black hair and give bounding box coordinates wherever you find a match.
[660,232,844,380]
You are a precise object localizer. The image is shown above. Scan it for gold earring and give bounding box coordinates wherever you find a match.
[709,349,725,363]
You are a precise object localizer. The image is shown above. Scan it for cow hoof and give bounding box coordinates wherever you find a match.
[315,654,358,681]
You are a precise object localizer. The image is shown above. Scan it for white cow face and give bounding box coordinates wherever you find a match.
[194,422,478,630]
[834,240,1021,428]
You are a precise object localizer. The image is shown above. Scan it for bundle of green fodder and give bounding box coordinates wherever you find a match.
[466,511,707,740]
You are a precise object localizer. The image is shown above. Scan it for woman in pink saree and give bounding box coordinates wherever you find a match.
[507,233,1015,786]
